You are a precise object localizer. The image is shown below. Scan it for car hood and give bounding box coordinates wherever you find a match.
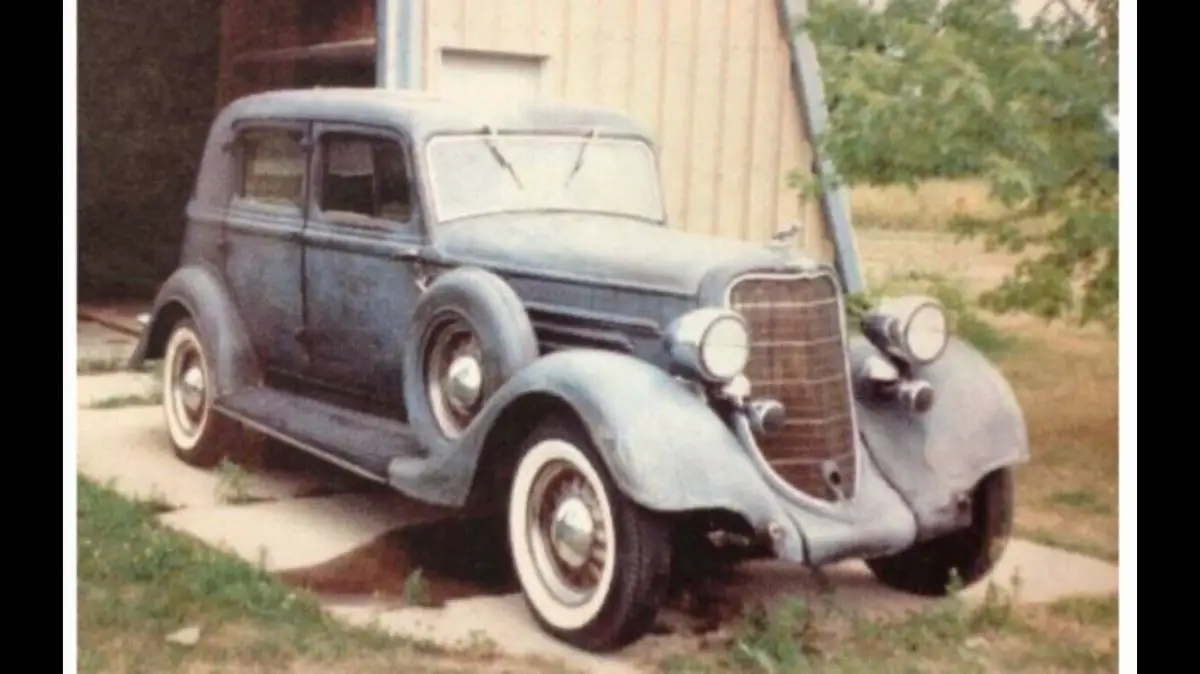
[430,213,820,296]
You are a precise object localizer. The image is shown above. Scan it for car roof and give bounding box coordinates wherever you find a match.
[219,88,656,143]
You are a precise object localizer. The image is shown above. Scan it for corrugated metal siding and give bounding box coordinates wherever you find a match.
[420,0,833,260]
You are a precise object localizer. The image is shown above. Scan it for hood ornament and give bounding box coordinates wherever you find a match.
[770,219,803,248]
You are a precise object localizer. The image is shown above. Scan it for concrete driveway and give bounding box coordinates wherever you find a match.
[73,322,1119,674]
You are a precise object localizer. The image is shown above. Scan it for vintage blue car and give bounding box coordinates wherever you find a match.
[131,88,1028,652]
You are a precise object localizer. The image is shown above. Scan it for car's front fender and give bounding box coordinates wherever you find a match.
[850,335,1029,538]
[128,263,261,398]
[389,349,803,558]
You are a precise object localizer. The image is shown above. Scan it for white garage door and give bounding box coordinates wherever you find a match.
[437,49,546,101]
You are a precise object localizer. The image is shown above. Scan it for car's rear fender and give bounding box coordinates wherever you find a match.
[129,263,261,398]
[850,335,1029,539]
[391,348,805,560]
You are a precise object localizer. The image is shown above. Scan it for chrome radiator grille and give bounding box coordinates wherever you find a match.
[727,272,858,501]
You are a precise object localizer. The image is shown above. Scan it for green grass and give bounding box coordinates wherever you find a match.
[654,588,1118,673]
[75,476,564,673]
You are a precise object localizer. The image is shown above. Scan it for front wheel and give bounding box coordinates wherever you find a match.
[507,416,672,652]
[866,467,1014,596]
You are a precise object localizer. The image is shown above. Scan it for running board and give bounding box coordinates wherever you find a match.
[215,387,426,483]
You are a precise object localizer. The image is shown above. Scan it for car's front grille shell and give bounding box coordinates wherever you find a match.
[727,271,858,501]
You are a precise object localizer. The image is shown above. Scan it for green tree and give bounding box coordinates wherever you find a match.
[798,0,1119,329]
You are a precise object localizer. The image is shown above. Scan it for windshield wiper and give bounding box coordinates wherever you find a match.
[563,128,598,188]
[482,125,523,190]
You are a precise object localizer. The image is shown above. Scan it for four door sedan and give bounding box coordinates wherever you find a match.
[131,88,1029,652]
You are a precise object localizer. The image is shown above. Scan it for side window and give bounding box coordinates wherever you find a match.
[318,133,413,226]
[236,127,306,210]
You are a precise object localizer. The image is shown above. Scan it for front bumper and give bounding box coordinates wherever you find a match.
[727,411,932,566]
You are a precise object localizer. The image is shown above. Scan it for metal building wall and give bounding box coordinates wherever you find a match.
[418,0,835,261]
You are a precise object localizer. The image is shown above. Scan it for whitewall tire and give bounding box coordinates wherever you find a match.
[161,319,232,468]
[507,416,672,652]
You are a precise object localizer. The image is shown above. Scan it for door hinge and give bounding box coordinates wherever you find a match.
[413,260,435,293]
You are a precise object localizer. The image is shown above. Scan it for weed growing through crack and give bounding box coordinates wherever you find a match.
[403,568,433,607]
[728,597,822,671]
[215,459,257,505]
[679,570,1055,674]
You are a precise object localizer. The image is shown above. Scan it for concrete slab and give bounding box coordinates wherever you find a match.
[156,492,452,572]
[76,407,350,508]
[77,372,158,408]
[327,596,643,674]
[720,538,1119,618]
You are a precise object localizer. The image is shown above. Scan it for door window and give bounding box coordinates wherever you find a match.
[317,133,413,227]
[235,127,307,211]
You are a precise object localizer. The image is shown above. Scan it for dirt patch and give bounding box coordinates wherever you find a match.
[276,515,758,638]
[276,517,519,607]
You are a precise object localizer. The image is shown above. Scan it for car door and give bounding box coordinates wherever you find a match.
[301,121,425,407]
[222,120,311,376]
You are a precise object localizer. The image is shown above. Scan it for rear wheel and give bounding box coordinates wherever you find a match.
[161,319,238,468]
[507,416,672,652]
[866,467,1014,596]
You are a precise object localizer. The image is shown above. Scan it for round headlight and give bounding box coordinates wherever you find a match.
[862,295,952,366]
[700,315,750,380]
[903,302,949,363]
[664,308,751,383]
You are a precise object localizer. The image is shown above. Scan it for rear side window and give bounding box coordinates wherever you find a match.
[236,128,306,210]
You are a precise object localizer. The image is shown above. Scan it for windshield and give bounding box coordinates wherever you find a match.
[425,133,665,223]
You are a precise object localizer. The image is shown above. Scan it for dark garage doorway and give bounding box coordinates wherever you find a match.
[77,0,222,301]
[78,0,378,302]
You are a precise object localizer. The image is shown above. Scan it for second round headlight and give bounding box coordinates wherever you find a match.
[700,314,751,380]
[903,301,949,363]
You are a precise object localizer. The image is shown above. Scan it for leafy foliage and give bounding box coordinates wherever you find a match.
[798,0,1119,329]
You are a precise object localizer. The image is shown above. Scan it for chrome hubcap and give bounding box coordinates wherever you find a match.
[527,462,608,604]
[550,496,596,569]
[443,354,483,413]
[425,317,484,438]
[169,336,208,438]
[179,365,206,414]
